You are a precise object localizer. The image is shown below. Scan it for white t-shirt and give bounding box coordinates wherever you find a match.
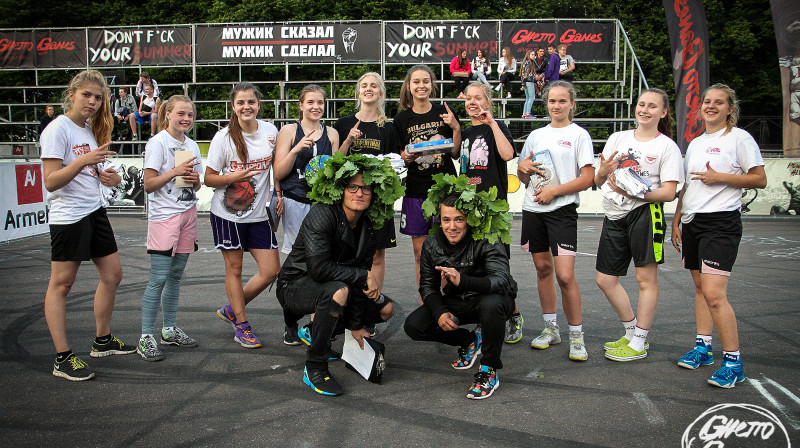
[39,115,103,224]
[681,127,764,223]
[207,120,278,223]
[520,123,594,213]
[144,130,204,222]
[600,130,684,220]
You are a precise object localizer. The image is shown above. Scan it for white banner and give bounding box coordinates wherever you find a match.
[1,162,49,242]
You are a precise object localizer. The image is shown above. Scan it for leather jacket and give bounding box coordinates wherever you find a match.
[278,202,376,291]
[419,228,517,319]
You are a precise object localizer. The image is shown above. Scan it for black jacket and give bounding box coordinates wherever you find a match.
[419,228,517,319]
[279,202,377,288]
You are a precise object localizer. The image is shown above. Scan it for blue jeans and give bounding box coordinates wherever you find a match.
[523,81,536,115]
[472,71,488,84]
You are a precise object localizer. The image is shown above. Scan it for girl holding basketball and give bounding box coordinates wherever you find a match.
[335,72,401,290]
[517,80,595,361]
[205,83,280,349]
[136,95,203,361]
[41,70,135,381]
[594,88,684,362]
[394,65,461,304]
[672,84,766,388]
[274,84,341,255]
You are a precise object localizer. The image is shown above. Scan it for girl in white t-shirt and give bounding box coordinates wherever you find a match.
[594,88,684,362]
[671,84,767,388]
[517,80,595,361]
[137,95,203,361]
[41,70,134,381]
[204,83,281,350]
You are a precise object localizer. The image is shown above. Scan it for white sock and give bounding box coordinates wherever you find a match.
[623,318,637,341]
[723,350,740,362]
[568,324,583,333]
[697,334,712,347]
[628,326,649,351]
[543,313,558,324]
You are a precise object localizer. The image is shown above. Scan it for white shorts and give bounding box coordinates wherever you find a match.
[281,197,312,254]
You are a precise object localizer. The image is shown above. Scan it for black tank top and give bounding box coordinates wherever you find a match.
[281,121,333,204]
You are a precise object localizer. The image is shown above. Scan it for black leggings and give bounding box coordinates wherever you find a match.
[499,72,515,92]
[452,74,469,94]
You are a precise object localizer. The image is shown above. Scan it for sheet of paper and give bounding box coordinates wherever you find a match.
[174,150,194,188]
[341,330,375,380]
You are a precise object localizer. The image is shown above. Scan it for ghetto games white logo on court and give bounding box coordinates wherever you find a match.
[682,403,790,447]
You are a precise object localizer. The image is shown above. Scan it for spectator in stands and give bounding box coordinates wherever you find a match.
[39,105,56,136]
[394,64,461,305]
[450,49,472,98]
[135,72,159,99]
[517,80,595,362]
[471,49,491,85]
[40,69,135,381]
[519,50,537,118]
[135,83,160,137]
[533,47,548,96]
[335,72,401,293]
[544,44,562,85]
[558,44,576,83]
[494,47,516,99]
[114,87,137,140]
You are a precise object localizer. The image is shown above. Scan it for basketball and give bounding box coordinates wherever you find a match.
[305,154,331,184]
[224,180,256,212]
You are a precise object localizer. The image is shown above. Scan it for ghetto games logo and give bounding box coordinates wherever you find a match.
[682,403,790,447]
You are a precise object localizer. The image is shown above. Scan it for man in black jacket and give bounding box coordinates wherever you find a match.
[404,192,515,400]
[276,173,394,396]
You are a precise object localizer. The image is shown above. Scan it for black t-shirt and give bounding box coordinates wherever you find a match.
[460,121,514,201]
[393,104,459,198]
[334,114,401,156]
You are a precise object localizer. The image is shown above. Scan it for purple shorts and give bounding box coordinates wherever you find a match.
[210,212,278,251]
[400,197,433,237]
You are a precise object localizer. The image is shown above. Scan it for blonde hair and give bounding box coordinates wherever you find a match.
[62,70,112,146]
[355,72,387,126]
[157,95,195,133]
[543,80,577,121]
[399,65,437,110]
[297,84,327,120]
[701,83,740,131]
[465,81,493,108]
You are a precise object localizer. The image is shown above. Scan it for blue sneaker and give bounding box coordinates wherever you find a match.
[298,323,312,346]
[467,365,499,399]
[452,330,482,370]
[677,341,714,369]
[708,354,746,388]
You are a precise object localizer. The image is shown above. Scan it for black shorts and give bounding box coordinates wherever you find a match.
[375,219,397,250]
[681,211,742,276]
[520,204,578,256]
[596,203,666,277]
[50,208,118,262]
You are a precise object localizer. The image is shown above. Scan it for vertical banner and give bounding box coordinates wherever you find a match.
[770,0,800,155]
[663,0,710,153]
[0,30,86,69]
[384,22,498,63]
[88,27,192,67]
[501,21,615,62]
[1,162,49,242]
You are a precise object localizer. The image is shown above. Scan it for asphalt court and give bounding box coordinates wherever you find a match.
[1,215,798,447]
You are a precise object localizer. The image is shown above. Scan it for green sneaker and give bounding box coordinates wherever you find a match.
[605,345,648,362]
[603,336,649,351]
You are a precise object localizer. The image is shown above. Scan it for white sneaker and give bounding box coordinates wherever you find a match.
[530,322,561,349]
[494,84,502,91]
[506,93,512,99]
[568,330,588,361]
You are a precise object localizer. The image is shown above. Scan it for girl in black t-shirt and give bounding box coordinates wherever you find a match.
[393,65,461,303]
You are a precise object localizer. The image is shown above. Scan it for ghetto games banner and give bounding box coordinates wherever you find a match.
[770,0,800,154]
[195,22,381,64]
[384,22,498,63]
[501,21,615,63]
[88,26,192,67]
[0,30,86,69]
[663,0,711,153]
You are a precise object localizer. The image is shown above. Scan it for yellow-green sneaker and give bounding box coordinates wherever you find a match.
[603,336,649,351]
[605,345,647,362]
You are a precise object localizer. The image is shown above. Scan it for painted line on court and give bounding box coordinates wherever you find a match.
[749,378,800,430]
[764,377,800,406]
[633,392,666,425]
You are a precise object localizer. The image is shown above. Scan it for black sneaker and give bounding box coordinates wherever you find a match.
[53,354,95,381]
[328,349,341,361]
[283,325,302,346]
[90,335,136,358]
[303,367,343,396]
[364,323,377,337]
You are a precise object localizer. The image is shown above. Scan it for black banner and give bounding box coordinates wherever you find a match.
[196,23,381,64]
[664,0,710,153]
[88,27,192,67]
[501,21,614,63]
[384,22,498,63]
[0,30,86,69]
[769,0,800,153]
